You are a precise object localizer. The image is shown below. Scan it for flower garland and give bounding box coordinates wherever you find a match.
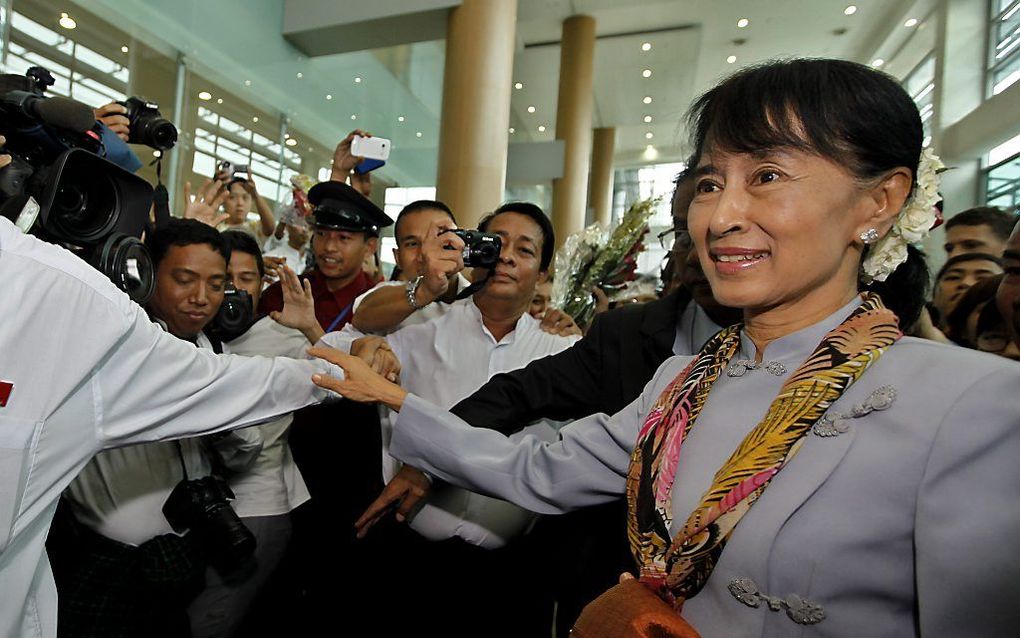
[861,147,946,282]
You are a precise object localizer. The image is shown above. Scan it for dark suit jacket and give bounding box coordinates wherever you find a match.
[451,288,690,430]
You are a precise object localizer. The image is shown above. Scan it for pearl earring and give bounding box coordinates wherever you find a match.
[860,228,880,245]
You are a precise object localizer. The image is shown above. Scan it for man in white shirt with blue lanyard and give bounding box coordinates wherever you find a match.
[322,202,577,635]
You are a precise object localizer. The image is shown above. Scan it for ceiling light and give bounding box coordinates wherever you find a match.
[509,127,515,133]
[643,145,659,160]
[398,116,405,122]
[871,58,885,67]
[296,72,303,78]
[514,82,523,90]
[645,132,654,139]
[643,115,652,123]
[216,98,223,104]
[904,18,918,27]
[252,116,259,123]
[727,55,737,64]
[326,94,332,100]
[285,138,297,147]
[354,76,362,83]
[121,45,129,53]
[737,18,750,28]
[198,91,212,101]
[244,79,251,86]
[416,131,422,138]
[308,147,313,152]
[642,69,652,78]
[538,125,546,132]
[643,96,652,104]
[58,13,76,29]
[844,5,857,16]
[527,105,536,113]
[351,114,357,120]
[641,42,652,51]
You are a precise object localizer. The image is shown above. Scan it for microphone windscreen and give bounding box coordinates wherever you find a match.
[33,96,96,133]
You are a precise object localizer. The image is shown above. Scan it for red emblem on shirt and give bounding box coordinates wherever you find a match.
[0,381,12,407]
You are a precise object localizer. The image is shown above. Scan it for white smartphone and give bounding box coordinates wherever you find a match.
[350,135,391,161]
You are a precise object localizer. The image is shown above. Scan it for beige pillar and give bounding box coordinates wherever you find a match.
[589,126,616,227]
[435,0,517,228]
[551,15,596,247]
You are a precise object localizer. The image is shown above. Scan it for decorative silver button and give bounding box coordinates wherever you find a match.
[727,578,826,626]
[726,359,787,378]
[812,385,897,437]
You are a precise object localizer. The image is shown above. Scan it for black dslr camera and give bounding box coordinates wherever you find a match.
[163,475,256,570]
[117,97,178,150]
[448,229,501,268]
[208,283,254,342]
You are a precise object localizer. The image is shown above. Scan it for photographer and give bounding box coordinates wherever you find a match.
[57,219,266,636]
[186,231,322,638]
[217,171,277,243]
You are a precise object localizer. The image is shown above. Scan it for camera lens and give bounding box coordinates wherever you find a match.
[49,167,119,243]
[92,235,155,305]
[138,117,178,151]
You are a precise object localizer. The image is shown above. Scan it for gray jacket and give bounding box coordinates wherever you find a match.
[391,301,1020,637]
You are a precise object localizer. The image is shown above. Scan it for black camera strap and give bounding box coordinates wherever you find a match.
[455,269,493,300]
[150,156,170,232]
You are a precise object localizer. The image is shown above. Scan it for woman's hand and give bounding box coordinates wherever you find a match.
[309,346,407,411]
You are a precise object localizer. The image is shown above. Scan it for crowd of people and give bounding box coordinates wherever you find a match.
[2,55,1020,638]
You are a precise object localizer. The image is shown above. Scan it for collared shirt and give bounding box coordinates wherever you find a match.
[259,267,373,332]
[673,301,724,356]
[0,217,336,638]
[224,317,312,518]
[262,235,306,279]
[349,273,474,333]
[321,300,579,549]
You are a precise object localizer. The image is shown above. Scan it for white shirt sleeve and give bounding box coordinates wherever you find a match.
[97,310,338,450]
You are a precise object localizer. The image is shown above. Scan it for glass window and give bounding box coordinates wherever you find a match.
[991,0,1020,95]
[903,55,936,146]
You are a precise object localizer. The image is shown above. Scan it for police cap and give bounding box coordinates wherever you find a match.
[307,180,392,236]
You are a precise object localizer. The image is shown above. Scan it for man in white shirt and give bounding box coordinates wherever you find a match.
[322,202,577,635]
[0,208,340,638]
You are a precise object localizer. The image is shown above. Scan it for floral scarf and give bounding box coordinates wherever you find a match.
[625,293,901,608]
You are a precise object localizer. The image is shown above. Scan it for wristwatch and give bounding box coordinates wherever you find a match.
[406,275,427,310]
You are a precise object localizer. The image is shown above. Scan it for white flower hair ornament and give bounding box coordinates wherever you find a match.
[861,147,946,283]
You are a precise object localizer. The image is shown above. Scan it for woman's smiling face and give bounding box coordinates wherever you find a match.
[688,146,882,318]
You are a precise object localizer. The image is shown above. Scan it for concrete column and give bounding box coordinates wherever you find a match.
[589,126,615,227]
[551,14,596,247]
[435,0,517,228]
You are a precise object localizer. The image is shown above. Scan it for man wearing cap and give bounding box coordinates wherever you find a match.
[258,180,391,331]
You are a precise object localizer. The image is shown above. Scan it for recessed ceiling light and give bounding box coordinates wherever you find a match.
[244,79,251,86]
[216,98,223,104]
[645,132,654,139]
[252,116,259,123]
[514,82,523,90]
[844,5,857,16]
[198,91,212,101]
[296,72,303,78]
[285,138,297,147]
[350,114,357,120]
[121,45,129,53]
[727,55,737,64]
[871,58,885,67]
[527,105,536,113]
[354,76,362,83]
[737,18,750,28]
[326,94,332,100]
[398,116,405,122]
[308,147,313,152]
[509,127,515,133]
[643,96,652,104]
[538,125,546,132]
[643,115,652,123]
[904,18,918,27]
[641,42,652,51]
[644,145,659,160]
[58,12,76,29]
[416,131,422,138]
[642,69,652,78]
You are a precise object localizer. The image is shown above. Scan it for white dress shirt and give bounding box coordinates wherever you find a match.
[224,317,312,518]
[262,234,305,278]
[0,217,337,638]
[321,299,579,549]
[349,274,473,333]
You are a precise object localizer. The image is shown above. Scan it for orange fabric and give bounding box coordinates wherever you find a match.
[571,579,700,638]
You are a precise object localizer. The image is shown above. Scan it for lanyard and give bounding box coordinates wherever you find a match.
[325,301,355,333]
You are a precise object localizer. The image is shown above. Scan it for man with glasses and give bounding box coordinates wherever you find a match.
[359,169,741,634]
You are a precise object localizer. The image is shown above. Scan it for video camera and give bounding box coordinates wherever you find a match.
[0,66,176,304]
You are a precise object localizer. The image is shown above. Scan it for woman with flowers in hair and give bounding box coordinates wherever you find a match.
[310,59,1020,637]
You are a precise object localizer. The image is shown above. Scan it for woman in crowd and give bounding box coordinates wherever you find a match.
[311,59,1020,636]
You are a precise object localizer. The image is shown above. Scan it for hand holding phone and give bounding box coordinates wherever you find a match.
[351,135,391,161]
